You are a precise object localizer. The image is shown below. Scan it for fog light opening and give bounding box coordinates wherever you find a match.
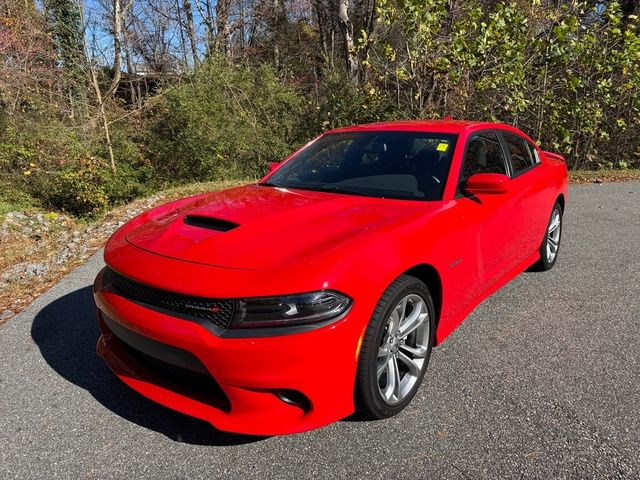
[275,389,311,413]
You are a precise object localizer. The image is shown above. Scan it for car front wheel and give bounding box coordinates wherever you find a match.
[355,275,435,419]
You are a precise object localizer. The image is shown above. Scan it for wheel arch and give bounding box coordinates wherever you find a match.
[556,193,565,213]
[402,264,442,332]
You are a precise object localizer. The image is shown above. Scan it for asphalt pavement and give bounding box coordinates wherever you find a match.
[1,182,639,479]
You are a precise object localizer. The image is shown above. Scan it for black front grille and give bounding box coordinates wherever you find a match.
[103,267,235,329]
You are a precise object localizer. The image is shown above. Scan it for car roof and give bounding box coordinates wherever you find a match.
[326,119,513,135]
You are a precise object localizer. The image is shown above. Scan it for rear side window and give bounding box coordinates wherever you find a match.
[527,142,541,164]
[503,133,536,176]
[460,132,508,181]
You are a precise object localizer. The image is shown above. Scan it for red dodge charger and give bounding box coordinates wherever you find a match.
[93,120,568,435]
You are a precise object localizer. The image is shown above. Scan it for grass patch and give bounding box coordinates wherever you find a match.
[0,199,37,223]
[157,179,254,199]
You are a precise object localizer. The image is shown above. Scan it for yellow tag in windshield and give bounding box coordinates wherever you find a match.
[436,142,449,152]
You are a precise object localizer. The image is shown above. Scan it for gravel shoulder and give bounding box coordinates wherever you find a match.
[0,182,639,479]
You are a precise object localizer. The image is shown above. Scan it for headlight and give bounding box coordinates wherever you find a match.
[230,291,352,329]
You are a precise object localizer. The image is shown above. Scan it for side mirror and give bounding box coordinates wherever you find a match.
[268,162,281,173]
[464,173,510,195]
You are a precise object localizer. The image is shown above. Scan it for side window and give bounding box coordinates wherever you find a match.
[460,132,508,182]
[527,142,541,164]
[504,133,536,176]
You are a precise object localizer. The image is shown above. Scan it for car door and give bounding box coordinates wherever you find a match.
[454,131,521,293]
[499,132,549,259]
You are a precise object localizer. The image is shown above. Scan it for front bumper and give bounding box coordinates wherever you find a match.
[93,268,365,435]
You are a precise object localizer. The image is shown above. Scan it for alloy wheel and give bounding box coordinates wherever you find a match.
[376,294,430,405]
[546,209,561,263]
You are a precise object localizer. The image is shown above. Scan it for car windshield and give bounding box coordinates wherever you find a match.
[262,131,458,201]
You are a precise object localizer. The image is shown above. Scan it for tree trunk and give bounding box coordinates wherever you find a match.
[271,0,288,70]
[338,0,358,81]
[182,0,199,64]
[78,0,129,172]
[122,14,137,107]
[353,0,376,82]
[273,0,281,69]
[91,71,117,173]
[239,0,245,56]
[216,0,231,56]
[313,0,328,58]
[175,0,191,67]
[104,0,125,99]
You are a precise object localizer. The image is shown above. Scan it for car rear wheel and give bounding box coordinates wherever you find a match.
[355,275,435,419]
[532,202,563,271]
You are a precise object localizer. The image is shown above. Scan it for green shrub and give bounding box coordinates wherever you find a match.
[307,69,409,134]
[0,116,108,215]
[147,59,306,183]
[100,121,152,204]
[0,108,152,215]
[29,169,109,216]
[0,176,37,214]
[101,162,152,205]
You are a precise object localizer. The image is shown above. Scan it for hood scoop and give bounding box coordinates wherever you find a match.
[183,215,239,232]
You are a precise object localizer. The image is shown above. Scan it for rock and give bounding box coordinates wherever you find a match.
[25,263,48,277]
[0,310,14,321]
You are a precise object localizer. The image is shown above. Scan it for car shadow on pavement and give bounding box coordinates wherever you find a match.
[31,286,265,447]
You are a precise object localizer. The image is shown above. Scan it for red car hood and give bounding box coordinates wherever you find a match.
[124,184,432,270]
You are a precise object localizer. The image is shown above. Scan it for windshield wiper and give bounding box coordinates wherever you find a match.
[263,182,421,200]
[313,184,424,200]
[302,184,382,198]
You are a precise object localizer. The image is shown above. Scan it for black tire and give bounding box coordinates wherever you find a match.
[532,201,563,271]
[355,274,435,419]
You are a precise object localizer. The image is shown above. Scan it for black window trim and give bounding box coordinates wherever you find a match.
[456,129,511,197]
[528,141,541,164]
[498,131,540,179]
